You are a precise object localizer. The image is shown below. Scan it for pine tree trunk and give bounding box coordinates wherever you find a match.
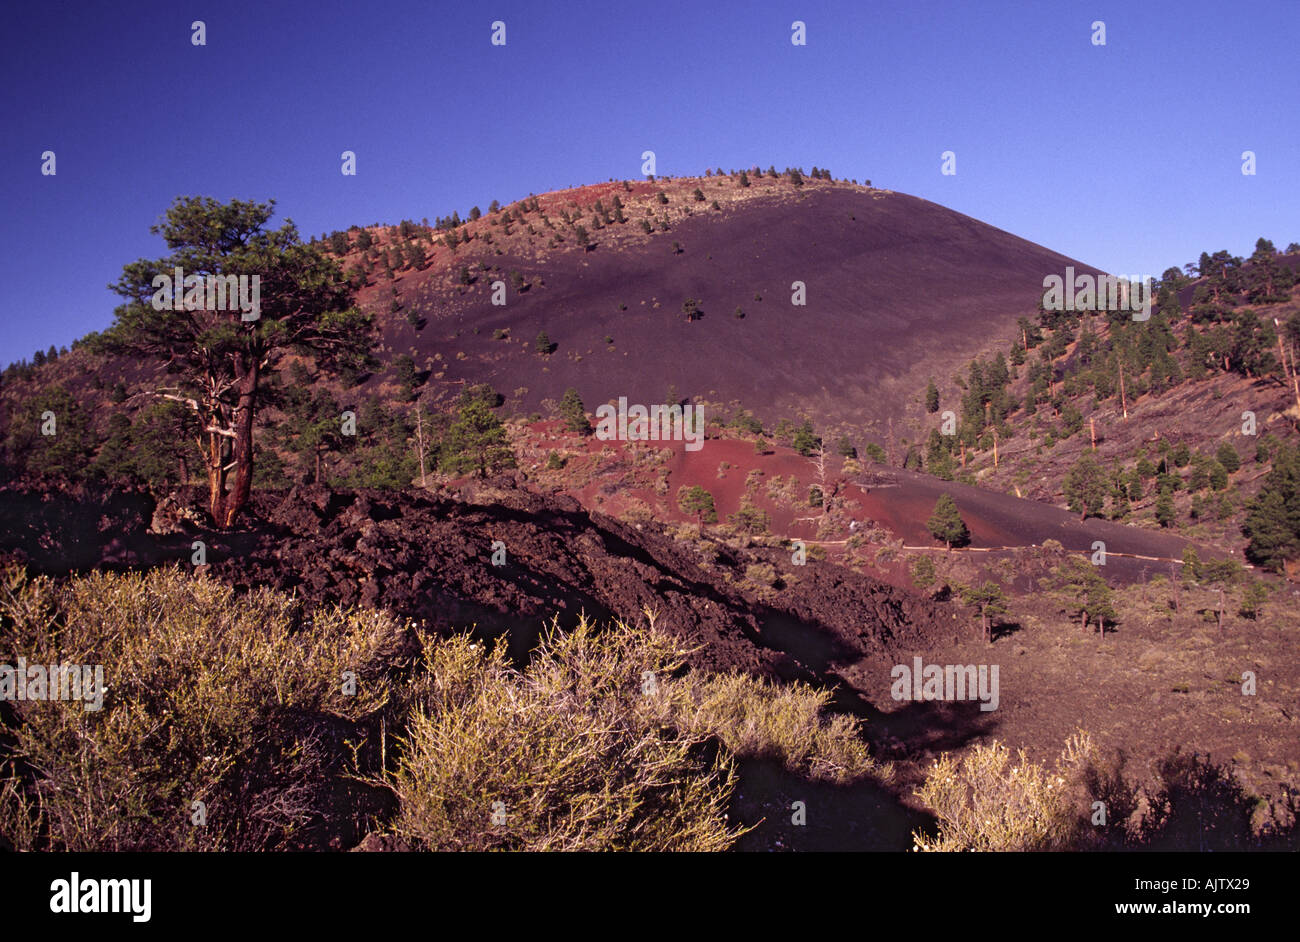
[216,363,259,528]
[206,427,225,524]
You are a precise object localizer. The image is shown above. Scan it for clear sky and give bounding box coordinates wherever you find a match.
[2,0,1297,365]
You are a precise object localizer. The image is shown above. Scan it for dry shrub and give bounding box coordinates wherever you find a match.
[670,673,884,786]
[384,613,741,851]
[2,569,886,853]
[912,731,1295,851]
[912,732,1096,851]
[384,611,882,850]
[0,566,404,851]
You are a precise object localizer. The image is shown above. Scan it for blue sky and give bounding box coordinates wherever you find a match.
[2,0,1297,364]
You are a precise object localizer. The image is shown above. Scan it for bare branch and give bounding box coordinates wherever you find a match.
[156,392,201,411]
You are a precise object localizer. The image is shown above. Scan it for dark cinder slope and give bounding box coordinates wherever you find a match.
[390,182,1099,436]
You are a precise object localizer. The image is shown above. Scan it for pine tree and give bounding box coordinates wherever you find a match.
[677,484,717,524]
[792,419,820,456]
[440,398,514,478]
[1242,443,1300,570]
[99,196,374,525]
[1216,441,1241,474]
[927,493,969,548]
[1246,237,1296,304]
[535,331,552,355]
[961,581,1008,643]
[92,413,136,483]
[3,386,96,482]
[1155,490,1177,528]
[1056,557,1116,634]
[392,354,419,401]
[558,388,589,434]
[925,379,940,413]
[1064,453,1109,520]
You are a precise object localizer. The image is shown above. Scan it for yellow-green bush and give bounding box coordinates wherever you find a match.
[1,568,882,852]
[0,566,405,851]
[382,611,883,850]
[910,731,1290,851]
[383,613,742,851]
[671,673,883,785]
[911,732,1096,851]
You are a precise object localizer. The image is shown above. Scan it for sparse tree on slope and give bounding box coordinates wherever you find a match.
[961,581,1008,644]
[677,484,717,525]
[441,397,515,478]
[559,388,589,435]
[927,493,970,549]
[1064,452,1109,521]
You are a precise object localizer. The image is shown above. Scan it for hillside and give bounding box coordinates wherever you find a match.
[902,256,1300,565]
[352,172,1099,439]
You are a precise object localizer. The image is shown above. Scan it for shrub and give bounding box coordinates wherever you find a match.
[383,614,742,851]
[0,567,404,851]
[912,733,1096,851]
[383,610,881,850]
[672,673,880,785]
[910,555,937,589]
